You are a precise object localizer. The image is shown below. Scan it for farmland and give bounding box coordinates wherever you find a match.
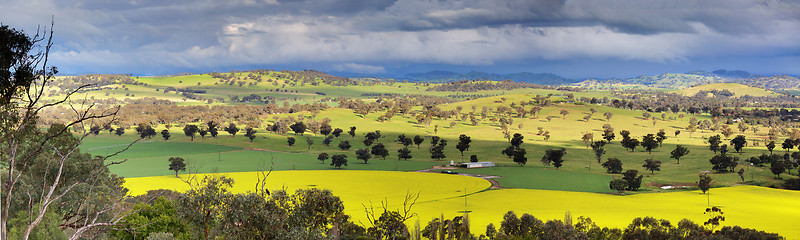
[124,171,800,238]
[61,71,800,238]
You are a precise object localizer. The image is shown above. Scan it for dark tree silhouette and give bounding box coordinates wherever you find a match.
[670,145,689,164]
[642,159,662,174]
[623,170,643,191]
[641,134,658,154]
[320,122,332,136]
[355,149,372,164]
[591,140,606,163]
[348,126,356,138]
[371,143,389,160]
[730,135,747,153]
[456,134,471,158]
[168,157,187,177]
[513,148,527,166]
[290,122,307,135]
[183,124,199,141]
[610,179,628,194]
[317,153,329,164]
[698,173,712,194]
[338,140,351,151]
[244,127,257,143]
[397,147,412,161]
[541,148,567,169]
[287,137,295,146]
[332,128,343,138]
[397,134,412,147]
[225,123,240,137]
[330,154,348,168]
[602,158,623,173]
[708,135,722,154]
[413,135,424,149]
[161,129,171,141]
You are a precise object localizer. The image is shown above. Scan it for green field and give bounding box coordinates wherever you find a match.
[124,171,800,238]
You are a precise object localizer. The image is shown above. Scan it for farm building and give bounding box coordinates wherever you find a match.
[458,162,495,168]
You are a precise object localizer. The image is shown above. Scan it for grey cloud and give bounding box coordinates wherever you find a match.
[2,0,799,75]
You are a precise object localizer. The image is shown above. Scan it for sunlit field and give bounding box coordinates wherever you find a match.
[125,171,800,238]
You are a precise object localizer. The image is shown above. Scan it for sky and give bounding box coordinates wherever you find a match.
[1,0,799,78]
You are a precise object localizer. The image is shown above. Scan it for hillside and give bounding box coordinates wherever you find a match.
[573,71,800,91]
[674,83,779,97]
[403,71,576,85]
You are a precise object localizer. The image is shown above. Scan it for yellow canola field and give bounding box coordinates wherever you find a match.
[126,171,800,238]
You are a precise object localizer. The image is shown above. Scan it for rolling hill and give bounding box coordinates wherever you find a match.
[673,83,779,97]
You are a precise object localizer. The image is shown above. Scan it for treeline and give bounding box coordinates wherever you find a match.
[606,90,800,114]
[37,97,330,130]
[49,74,144,96]
[208,69,358,87]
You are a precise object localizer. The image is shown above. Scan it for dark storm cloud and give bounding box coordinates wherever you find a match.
[0,0,798,75]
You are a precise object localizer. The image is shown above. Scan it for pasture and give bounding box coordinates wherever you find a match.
[124,171,800,238]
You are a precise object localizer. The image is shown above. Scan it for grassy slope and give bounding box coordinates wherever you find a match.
[85,91,795,192]
[674,83,779,97]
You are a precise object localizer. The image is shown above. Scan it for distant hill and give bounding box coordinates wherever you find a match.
[402,71,576,85]
[673,83,779,97]
[686,69,759,79]
[573,69,800,91]
[616,73,723,89]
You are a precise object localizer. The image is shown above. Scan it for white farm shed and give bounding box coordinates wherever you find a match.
[460,162,495,168]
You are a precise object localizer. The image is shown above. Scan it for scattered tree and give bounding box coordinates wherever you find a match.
[348,126,357,138]
[782,139,794,152]
[709,154,738,172]
[355,149,372,164]
[183,124,199,141]
[670,145,689,164]
[641,134,658,154]
[397,134,412,147]
[513,148,527,166]
[290,122,307,135]
[730,135,747,153]
[622,170,643,191]
[338,140,352,151]
[642,159,662,174]
[610,179,628,194]
[168,157,187,177]
[332,128,343,138]
[317,153,329,164]
[287,137,295,146]
[541,148,567,169]
[161,129,171,141]
[371,143,389,160]
[456,134,471,158]
[225,123,240,137]
[766,141,776,154]
[698,173,712,194]
[413,135,424,149]
[770,161,786,179]
[602,158,623,174]
[244,127,257,143]
[330,154,348,168]
[397,147,412,161]
[591,141,606,163]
